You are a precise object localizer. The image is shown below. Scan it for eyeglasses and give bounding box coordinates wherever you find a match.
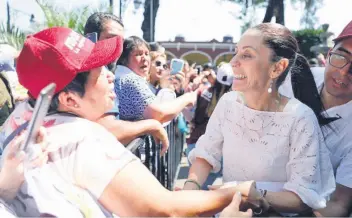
[155,60,168,70]
[329,52,352,74]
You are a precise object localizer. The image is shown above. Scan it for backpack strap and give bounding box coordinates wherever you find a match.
[1,121,29,154]
[1,111,78,155]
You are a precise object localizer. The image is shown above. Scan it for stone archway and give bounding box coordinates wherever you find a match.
[214,52,234,66]
[165,51,177,61]
[180,51,212,65]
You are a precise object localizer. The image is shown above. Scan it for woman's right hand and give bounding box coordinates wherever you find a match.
[220,192,253,217]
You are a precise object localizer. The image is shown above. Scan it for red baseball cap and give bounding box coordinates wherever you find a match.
[333,20,352,42]
[16,27,123,98]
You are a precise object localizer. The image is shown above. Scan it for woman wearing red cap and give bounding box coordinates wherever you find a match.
[0,27,254,217]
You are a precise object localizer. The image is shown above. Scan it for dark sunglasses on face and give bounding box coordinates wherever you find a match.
[329,52,352,75]
[155,60,168,70]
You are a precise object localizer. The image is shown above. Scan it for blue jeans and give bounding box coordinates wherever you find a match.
[186,143,223,190]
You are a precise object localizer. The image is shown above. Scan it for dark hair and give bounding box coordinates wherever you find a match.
[84,12,124,39]
[84,12,123,72]
[28,72,90,112]
[149,42,165,52]
[308,58,319,66]
[252,23,336,126]
[194,81,232,125]
[116,36,150,67]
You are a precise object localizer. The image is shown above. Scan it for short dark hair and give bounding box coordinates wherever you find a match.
[117,36,150,67]
[29,72,90,112]
[84,12,124,39]
[149,42,164,52]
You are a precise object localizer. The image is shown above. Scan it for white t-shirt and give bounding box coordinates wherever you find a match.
[280,67,352,188]
[189,91,335,209]
[0,102,139,217]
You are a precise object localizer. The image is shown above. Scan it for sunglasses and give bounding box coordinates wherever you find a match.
[329,52,352,74]
[155,60,168,70]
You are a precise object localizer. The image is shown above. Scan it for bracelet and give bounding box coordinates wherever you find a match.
[184,179,201,190]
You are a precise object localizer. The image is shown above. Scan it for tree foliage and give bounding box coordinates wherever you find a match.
[34,0,98,34]
[141,0,160,42]
[225,0,323,29]
[293,28,324,59]
[0,23,26,50]
[0,0,109,49]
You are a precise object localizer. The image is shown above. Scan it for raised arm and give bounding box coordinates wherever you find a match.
[143,91,198,123]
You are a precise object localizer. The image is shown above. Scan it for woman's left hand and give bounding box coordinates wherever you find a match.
[0,127,49,199]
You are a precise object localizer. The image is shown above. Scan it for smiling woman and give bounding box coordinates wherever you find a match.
[184,23,336,215]
[114,36,199,123]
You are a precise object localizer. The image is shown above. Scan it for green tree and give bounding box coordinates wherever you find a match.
[226,0,323,27]
[0,0,109,49]
[293,28,323,59]
[0,23,26,50]
[141,0,160,42]
[34,0,95,34]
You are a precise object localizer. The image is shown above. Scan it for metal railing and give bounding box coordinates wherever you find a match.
[126,118,185,190]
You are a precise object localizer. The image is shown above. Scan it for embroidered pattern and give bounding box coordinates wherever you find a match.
[115,73,156,121]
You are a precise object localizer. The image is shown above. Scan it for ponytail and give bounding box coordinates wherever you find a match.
[251,23,338,128]
[290,53,339,126]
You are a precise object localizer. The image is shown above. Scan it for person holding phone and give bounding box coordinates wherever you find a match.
[148,46,173,95]
[115,36,199,123]
[0,27,260,217]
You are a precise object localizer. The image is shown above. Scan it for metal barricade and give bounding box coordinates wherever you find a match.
[126,118,185,190]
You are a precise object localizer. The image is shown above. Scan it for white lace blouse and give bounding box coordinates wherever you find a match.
[188,91,335,209]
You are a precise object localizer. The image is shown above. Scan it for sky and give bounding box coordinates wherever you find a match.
[0,0,351,42]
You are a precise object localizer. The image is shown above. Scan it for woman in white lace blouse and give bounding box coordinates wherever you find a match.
[184,23,336,214]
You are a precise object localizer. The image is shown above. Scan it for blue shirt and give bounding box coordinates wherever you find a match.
[114,66,156,121]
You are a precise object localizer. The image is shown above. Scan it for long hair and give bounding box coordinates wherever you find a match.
[252,23,337,127]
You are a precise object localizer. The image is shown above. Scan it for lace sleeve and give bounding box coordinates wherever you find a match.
[188,95,225,173]
[284,110,335,209]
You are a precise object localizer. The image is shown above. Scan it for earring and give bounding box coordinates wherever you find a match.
[74,104,78,108]
[268,80,273,93]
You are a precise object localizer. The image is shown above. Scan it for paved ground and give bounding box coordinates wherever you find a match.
[174,152,222,189]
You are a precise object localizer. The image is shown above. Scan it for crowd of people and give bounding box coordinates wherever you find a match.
[0,10,351,217]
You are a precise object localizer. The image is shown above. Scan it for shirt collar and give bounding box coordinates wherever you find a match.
[114,65,133,78]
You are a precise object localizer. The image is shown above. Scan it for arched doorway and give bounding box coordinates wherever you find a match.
[180,51,212,66]
[165,51,177,61]
[214,52,235,66]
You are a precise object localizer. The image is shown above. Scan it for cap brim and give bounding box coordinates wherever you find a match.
[80,35,123,72]
[333,34,352,42]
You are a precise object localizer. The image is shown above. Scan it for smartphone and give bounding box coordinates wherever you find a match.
[170,59,185,74]
[85,32,98,43]
[20,83,56,151]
